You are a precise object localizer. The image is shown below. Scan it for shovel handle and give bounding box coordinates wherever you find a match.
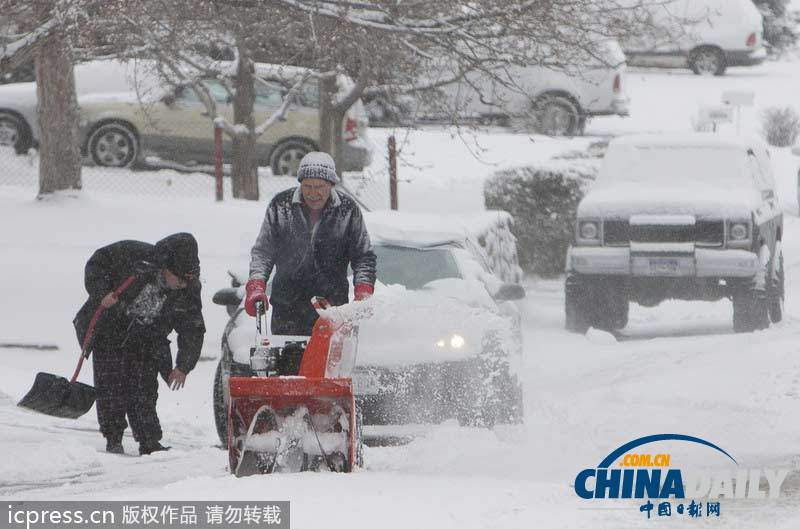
[70,275,137,384]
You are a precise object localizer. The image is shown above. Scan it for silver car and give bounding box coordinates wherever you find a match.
[0,59,372,175]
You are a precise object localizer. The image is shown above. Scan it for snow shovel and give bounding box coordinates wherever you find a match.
[18,276,137,419]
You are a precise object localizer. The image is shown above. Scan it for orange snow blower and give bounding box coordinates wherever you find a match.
[228,298,362,476]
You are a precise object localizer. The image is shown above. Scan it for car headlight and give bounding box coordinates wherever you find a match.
[450,334,465,349]
[729,222,749,241]
[435,335,466,349]
[579,221,599,240]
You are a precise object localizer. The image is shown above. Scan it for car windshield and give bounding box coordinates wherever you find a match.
[597,145,753,188]
[374,245,462,290]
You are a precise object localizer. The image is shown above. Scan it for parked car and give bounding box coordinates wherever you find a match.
[384,39,629,136]
[565,133,784,334]
[0,59,372,175]
[211,212,526,445]
[623,0,766,76]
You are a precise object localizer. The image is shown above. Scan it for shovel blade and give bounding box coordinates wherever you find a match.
[17,372,96,419]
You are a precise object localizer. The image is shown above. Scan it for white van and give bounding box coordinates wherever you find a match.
[406,39,629,137]
[623,0,766,76]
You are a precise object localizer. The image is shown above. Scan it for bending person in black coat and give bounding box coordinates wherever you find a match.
[73,233,205,455]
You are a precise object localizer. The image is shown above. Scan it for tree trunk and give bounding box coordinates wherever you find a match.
[231,47,258,200]
[319,75,348,177]
[34,30,81,196]
[318,75,337,155]
[331,108,346,175]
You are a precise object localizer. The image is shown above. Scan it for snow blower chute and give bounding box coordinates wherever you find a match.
[228,298,362,476]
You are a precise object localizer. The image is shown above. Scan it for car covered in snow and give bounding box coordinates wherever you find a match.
[366,39,629,136]
[0,59,372,175]
[565,133,784,333]
[211,212,526,445]
[623,0,766,76]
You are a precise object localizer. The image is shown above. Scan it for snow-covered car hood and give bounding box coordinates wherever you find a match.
[226,282,513,369]
[578,185,760,220]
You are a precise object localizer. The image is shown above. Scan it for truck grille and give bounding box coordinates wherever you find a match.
[603,220,629,246]
[601,220,724,246]
[695,220,724,246]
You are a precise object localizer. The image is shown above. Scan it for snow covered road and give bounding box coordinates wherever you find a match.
[2,186,800,527]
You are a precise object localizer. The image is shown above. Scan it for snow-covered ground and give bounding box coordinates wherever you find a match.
[3,57,800,528]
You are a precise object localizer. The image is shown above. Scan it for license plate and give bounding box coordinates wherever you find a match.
[649,258,679,275]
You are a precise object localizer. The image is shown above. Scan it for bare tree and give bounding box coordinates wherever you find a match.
[1,0,83,197]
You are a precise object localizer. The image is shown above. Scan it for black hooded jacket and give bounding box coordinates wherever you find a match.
[73,239,206,374]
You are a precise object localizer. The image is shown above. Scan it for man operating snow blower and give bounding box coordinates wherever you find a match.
[245,151,376,339]
[75,233,205,455]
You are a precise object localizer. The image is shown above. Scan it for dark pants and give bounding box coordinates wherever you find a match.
[92,338,162,445]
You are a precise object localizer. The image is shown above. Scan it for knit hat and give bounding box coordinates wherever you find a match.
[296,151,339,184]
[154,233,200,280]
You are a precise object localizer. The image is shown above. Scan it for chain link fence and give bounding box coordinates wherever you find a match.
[0,143,391,210]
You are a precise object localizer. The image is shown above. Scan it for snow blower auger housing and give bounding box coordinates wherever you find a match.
[228,298,362,476]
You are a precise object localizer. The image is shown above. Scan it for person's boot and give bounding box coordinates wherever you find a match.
[139,441,171,456]
[106,434,124,455]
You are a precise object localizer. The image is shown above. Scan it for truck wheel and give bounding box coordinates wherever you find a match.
[532,95,582,136]
[732,288,770,332]
[566,274,628,333]
[769,250,785,324]
[689,47,726,76]
[565,274,592,333]
[213,360,228,447]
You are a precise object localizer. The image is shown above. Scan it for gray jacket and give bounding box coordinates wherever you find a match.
[249,187,376,308]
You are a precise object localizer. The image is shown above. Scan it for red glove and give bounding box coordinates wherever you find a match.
[245,279,268,317]
[354,283,374,301]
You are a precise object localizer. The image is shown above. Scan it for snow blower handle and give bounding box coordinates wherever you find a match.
[255,300,268,337]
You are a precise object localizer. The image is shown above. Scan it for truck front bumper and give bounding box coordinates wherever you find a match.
[567,246,759,278]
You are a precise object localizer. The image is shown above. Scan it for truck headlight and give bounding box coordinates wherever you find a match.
[729,222,749,241]
[579,221,599,240]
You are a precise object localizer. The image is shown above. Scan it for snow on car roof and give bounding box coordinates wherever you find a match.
[365,211,512,248]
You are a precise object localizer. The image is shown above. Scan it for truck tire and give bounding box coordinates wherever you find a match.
[689,47,727,76]
[732,288,769,332]
[213,360,228,447]
[769,250,785,324]
[565,274,628,333]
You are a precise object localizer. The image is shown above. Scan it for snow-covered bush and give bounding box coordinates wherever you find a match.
[753,0,798,52]
[484,162,598,276]
[466,212,524,284]
[761,106,800,147]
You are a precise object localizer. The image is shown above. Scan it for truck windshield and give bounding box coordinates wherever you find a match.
[597,145,752,188]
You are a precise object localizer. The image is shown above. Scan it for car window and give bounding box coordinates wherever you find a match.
[373,245,462,290]
[255,81,285,106]
[177,80,229,104]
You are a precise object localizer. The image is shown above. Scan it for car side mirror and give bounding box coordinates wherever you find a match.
[213,287,243,307]
[494,282,525,301]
